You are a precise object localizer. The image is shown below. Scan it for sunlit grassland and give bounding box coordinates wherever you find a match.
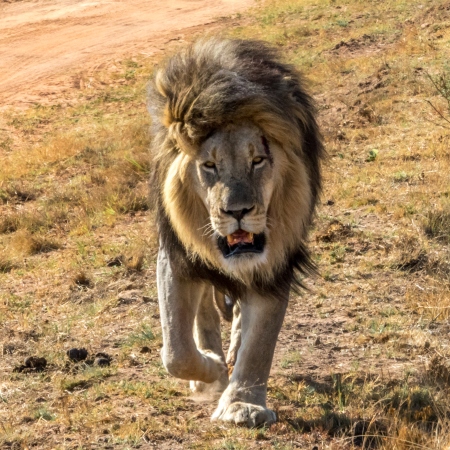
[1,0,450,448]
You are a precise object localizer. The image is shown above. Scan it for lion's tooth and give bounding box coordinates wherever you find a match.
[248,232,254,242]
[227,235,233,244]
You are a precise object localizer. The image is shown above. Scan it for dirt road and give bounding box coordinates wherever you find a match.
[0,0,254,108]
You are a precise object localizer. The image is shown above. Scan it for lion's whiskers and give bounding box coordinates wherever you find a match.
[198,222,216,238]
[204,228,216,238]
[198,222,212,231]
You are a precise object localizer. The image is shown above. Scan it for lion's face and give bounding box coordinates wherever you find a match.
[190,123,276,268]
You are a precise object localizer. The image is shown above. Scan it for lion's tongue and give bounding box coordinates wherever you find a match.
[227,230,254,246]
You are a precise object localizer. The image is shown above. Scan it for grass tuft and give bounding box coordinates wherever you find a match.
[123,324,155,347]
[425,68,450,129]
[33,408,55,422]
[72,271,93,288]
[424,207,450,243]
[0,255,17,273]
[11,231,61,255]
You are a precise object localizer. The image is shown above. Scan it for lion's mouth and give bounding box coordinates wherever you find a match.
[217,229,265,258]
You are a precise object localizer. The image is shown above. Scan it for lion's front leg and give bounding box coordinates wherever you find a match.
[157,248,227,384]
[212,289,288,427]
[190,285,229,396]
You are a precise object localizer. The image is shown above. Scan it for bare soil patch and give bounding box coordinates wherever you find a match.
[0,0,254,109]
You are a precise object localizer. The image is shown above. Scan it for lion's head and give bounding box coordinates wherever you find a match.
[149,38,324,291]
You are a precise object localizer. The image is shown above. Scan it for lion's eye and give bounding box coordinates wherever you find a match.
[204,161,216,169]
[252,156,265,166]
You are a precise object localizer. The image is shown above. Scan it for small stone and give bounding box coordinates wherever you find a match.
[21,416,34,424]
[3,343,15,355]
[117,290,142,304]
[336,130,347,141]
[128,356,140,367]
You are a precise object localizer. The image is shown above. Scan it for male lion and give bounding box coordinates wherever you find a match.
[148,38,324,427]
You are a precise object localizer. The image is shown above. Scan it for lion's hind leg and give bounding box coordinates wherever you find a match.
[212,290,242,370]
[226,301,241,368]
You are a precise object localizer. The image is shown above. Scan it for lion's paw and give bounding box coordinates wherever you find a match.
[190,373,228,397]
[211,401,276,428]
[189,349,228,395]
[199,349,228,381]
[190,350,228,396]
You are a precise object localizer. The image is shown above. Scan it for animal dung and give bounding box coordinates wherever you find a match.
[66,347,88,362]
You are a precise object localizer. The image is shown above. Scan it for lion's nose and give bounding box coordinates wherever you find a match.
[222,206,255,222]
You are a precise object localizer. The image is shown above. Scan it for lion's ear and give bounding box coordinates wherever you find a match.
[154,71,175,129]
[155,69,169,98]
[163,104,174,129]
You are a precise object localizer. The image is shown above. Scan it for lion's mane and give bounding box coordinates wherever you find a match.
[148,38,325,299]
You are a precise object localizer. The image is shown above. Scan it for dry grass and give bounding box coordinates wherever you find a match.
[424,206,450,243]
[1,0,450,448]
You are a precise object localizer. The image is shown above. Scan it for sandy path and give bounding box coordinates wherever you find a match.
[0,0,254,108]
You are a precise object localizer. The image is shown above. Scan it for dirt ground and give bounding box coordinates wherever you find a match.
[0,0,254,109]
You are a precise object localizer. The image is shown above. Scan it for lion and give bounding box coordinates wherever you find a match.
[147,38,324,427]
